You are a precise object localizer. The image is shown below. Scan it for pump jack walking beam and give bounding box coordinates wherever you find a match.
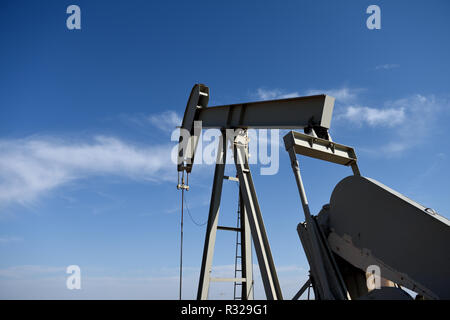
[179,84,336,300]
[177,84,335,173]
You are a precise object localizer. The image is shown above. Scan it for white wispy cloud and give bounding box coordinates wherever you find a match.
[0,236,23,244]
[147,111,182,132]
[0,264,309,299]
[119,110,182,134]
[375,63,400,70]
[264,85,448,156]
[305,87,362,104]
[255,88,300,100]
[253,87,447,157]
[377,94,446,154]
[0,265,65,279]
[0,136,175,206]
[302,87,449,156]
[338,105,406,127]
[254,87,364,105]
[347,94,449,156]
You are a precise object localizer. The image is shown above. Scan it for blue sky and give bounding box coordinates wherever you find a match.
[0,0,449,299]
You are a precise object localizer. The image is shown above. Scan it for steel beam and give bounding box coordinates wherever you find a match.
[283,130,357,166]
[178,84,335,173]
[217,226,242,232]
[292,278,312,300]
[197,131,227,300]
[240,190,254,300]
[211,278,247,283]
[178,84,209,173]
[197,94,334,129]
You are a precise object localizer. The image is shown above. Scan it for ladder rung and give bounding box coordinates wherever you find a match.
[210,277,246,282]
[223,175,239,182]
[217,226,241,232]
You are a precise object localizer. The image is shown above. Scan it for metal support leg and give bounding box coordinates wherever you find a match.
[292,278,312,300]
[197,131,227,300]
[234,130,283,300]
[240,190,254,300]
[351,163,361,176]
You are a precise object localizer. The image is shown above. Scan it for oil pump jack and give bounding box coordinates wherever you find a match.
[176,84,450,300]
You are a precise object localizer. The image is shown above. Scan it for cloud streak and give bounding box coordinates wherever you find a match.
[0,264,309,299]
[305,87,362,104]
[254,86,448,157]
[255,88,300,100]
[0,136,175,206]
[337,94,449,156]
[254,87,364,105]
[375,63,400,70]
[377,94,446,154]
[338,105,405,127]
[147,111,182,132]
[0,236,23,244]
